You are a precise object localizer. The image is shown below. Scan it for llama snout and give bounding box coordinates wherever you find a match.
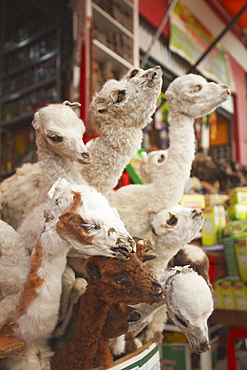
[113,236,136,255]
[191,340,211,354]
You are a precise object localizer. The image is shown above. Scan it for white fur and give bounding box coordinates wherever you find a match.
[139,150,168,184]
[82,66,163,196]
[0,220,30,328]
[162,266,214,354]
[109,74,230,237]
[18,178,135,255]
[146,205,204,281]
[0,102,90,229]
[0,179,135,369]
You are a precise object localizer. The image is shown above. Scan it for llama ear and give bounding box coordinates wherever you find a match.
[47,178,69,200]
[31,112,40,130]
[141,151,148,163]
[87,261,102,280]
[165,91,175,102]
[63,101,81,109]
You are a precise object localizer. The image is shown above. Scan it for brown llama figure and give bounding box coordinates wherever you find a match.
[50,253,164,370]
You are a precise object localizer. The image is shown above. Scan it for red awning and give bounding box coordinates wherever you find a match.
[218,0,247,28]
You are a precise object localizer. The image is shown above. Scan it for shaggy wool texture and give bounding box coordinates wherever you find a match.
[0,102,90,230]
[109,74,231,237]
[50,254,164,370]
[81,66,163,196]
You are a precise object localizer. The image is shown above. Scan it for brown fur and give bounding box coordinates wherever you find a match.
[50,254,164,370]
[168,245,210,285]
[56,193,93,245]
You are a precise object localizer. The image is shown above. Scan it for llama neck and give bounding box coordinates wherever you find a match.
[151,113,196,209]
[36,137,84,186]
[146,238,182,281]
[12,227,71,344]
[52,284,110,370]
[83,127,143,195]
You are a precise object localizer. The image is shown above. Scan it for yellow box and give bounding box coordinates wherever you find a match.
[219,280,237,310]
[180,194,205,210]
[230,192,247,206]
[227,204,247,220]
[234,240,247,282]
[202,206,226,246]
[212,281,224,309]
[233,281,247,310]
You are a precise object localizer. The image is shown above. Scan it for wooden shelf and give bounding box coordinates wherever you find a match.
[93,39,133,74]
[93,3,133,39]
[2,50,57,80]
[1,76,57,104]
[209,309,247,328]
[1,25,56,56]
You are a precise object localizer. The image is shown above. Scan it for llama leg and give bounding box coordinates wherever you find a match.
[59,266,75,321]
[54,278,87,338]
[95,338,113,369]
[140,306,168,344]
[0,294,19,329]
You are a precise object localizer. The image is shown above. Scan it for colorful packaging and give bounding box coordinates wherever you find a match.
[180,194,205,210]
[234,240,247,282]
[233,281,247,310]
[223,238,240,279]
[227,204,247,220]
[202,206,226,246]
[230,191,247,206]
[212,281,224,309]
[223,220,247,239]
[219,280,237,310]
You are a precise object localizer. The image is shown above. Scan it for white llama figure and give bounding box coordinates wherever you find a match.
[129,266,213,355]
[0,178,135,370]
[0,101,90,230]
[81,65,163,196]
[161,266,214,354]
[109,74,231,237]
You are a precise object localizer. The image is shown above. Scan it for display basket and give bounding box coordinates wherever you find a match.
[204,194,229,207]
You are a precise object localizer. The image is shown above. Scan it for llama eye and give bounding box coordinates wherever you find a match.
[129,69,139,78]
[191,84,202,93]
[116,90,126,104]
[98,109,106,114]
[47,135,63,143]
[114,275,128,284]
[81,224,101,231]
[166,214,178,227]
[55,198,59,205]
[175,315,189,328]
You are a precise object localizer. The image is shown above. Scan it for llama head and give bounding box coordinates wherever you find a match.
[86,254,164,305]
[31,102,91,164]
[162,266,213,354]
[89,66,163,133]
[165,74,231,118]
[140,150,169,183]
[46,178,136,258]
[150,205,204,248]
